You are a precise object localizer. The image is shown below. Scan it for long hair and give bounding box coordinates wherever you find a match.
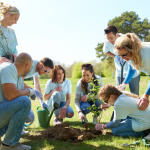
[51,65,65,83]
[99,84,139,102]
[114,33,143,70]
[81,63,98,94]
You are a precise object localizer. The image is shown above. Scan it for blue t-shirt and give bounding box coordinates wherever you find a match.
[24,60,39,79]
[44,79,71,102]
[0,26,18,56]
[113,93,150,132]
[0,62,24,103]
[103,38,139,78]
[75,75,103,97]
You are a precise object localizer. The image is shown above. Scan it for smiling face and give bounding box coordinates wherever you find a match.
[115,47,132,61]
[56,69,64,83]
[106,32,119,45]
[82,69,93,83]
[7,13,19,26]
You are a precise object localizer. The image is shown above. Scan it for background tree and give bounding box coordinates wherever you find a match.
[72,61,84,78]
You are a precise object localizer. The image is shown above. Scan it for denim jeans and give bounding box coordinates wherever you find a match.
[80,99,102,116]
[47,91,74,117]
[111,119,144,137]
[116,74,140,96]
[0,96,31,146]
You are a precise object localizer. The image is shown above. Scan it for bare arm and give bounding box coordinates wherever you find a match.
[34,76,41,93]
[2,83,29,100]
[44,90,55,100]
[104,51,115,58]
[65,93,71,106]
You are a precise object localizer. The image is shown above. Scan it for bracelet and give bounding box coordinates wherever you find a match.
[63,105,67,109]
[27,88,30,94]
[144,94,149,99]
[78,111,82,114]
[102,124,104,130]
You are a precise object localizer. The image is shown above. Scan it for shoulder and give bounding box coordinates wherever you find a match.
[65,79,71,84]
[7,27,15,34]
[1,62,15,71]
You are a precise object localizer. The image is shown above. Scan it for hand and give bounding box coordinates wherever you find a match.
[55,86,62,92]
[81,95,87,102]
[34,90,43,100]
[30,94,36,100]
[95,123,104,130]
[117,83,127,91]
[138,94,149,110]
[0,57,11,64]
[25,109,35,125]
[59,106,67,119]
[27,88,35,97]
[102,103,111,110]
[115,55,125,64]
[79,111,87,122]
[12,53,17,61]
[40,100,49,111]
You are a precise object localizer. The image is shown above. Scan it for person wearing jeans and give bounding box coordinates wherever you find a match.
[0,53,34,150]
[44,65,74,125]
[95,84,150,137]
[75,64,103,124]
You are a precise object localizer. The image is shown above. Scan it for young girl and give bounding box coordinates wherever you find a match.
[95,84,150,137]
[75,63,103,124]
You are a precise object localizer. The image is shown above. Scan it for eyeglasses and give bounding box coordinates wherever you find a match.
[42,64,50,73]
[118,51,129,58]
[105,96,110,103]
[81,64,91,68]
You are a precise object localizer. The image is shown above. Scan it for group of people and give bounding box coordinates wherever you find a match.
[1,3,150,150]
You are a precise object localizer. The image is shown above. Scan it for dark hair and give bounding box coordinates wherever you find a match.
[51,65,65,83]
[81,63,98,94]
[39,57,54,69]
[104,25,118,35]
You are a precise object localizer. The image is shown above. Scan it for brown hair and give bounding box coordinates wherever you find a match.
[99,84,139,101]
[81,63,98,94]
[51,65,65,83]
[39,57,54,69]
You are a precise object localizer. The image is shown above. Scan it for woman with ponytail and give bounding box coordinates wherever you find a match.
[0,3,19,63]
[75,63,103,124]
[114,33,150,111]
[95,84,150,137]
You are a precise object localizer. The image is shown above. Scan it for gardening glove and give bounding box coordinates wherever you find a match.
[27,88,35,97]
[40,100,49,111]
[138,94,149,111]
[79,111,87,122]
[117,83,127,91]
[59,105,67,119]
[95,123,105,130]
[25,109,35,126]
[115,55,125,64]
[34,90,43,100]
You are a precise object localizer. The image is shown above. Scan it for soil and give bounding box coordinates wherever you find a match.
[29,123,103,143]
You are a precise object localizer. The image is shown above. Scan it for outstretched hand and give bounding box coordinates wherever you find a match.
[138,94,149,110]
[59,106,67,119]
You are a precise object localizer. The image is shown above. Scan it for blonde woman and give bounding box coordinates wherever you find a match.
[113,33,150,111]
[95,84,150,137]
[0,3,19,63]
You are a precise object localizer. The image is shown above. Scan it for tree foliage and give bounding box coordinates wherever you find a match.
[72,61,84,78]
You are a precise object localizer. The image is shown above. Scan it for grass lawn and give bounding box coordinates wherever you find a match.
[18,76,150,149]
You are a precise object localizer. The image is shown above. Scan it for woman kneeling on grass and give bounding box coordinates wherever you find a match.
[95,84,150,137]
[44,65,74,125]
[75,63,103,124]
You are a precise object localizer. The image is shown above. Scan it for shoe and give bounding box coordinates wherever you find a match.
[54,118,63,125]
[1,143,31,150]
[144,133,150,140]
[93,116,98,124]
[21,130,29,137]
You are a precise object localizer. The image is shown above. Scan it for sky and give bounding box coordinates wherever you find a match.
[3,0,150,66]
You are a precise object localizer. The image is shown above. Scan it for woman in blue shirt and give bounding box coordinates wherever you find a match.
[114,33,150,111]
[44,65,74,125]
[0,3,19,63]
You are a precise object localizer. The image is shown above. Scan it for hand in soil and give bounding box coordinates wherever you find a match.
[59,107,67,119]
[95,123,104,130]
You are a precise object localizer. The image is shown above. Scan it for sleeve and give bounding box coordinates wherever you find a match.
[145,75,150,95]
[75,94,81,112]
[13,47,18,55]
[44,80,51,94]
[67,80,72,94]
[33,72,40,77]
[123,64,136,84]
[75,80,82,95]
[103,41,109,53]
[1,65,17,84]
[106,119,121,128]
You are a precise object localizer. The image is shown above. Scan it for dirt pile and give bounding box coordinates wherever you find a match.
[30,123,102,143]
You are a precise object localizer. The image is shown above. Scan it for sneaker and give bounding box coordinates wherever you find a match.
[54,118,63,125]
[144,133,150,140]
[21,130,29,137]
[1,143,31,150]
[93,116,98,124]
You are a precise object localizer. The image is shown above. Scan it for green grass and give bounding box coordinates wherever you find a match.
[16,77,150,149]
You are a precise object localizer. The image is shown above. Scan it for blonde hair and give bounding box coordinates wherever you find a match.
[114,33,143,70]
[99,84,139,101]
[1,3,19,15]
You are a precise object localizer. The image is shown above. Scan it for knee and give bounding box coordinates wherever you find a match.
[111,128,119,136]
[68,112,74,118]
[22,96,31,108]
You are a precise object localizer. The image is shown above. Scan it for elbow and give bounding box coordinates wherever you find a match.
[5,95,14,101]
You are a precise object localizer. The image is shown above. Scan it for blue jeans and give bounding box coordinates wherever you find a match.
[80,99,102,116]
[0,96,31,146]
[111,119,144,137]
[47,91,74,117]
[116,74,140,96]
